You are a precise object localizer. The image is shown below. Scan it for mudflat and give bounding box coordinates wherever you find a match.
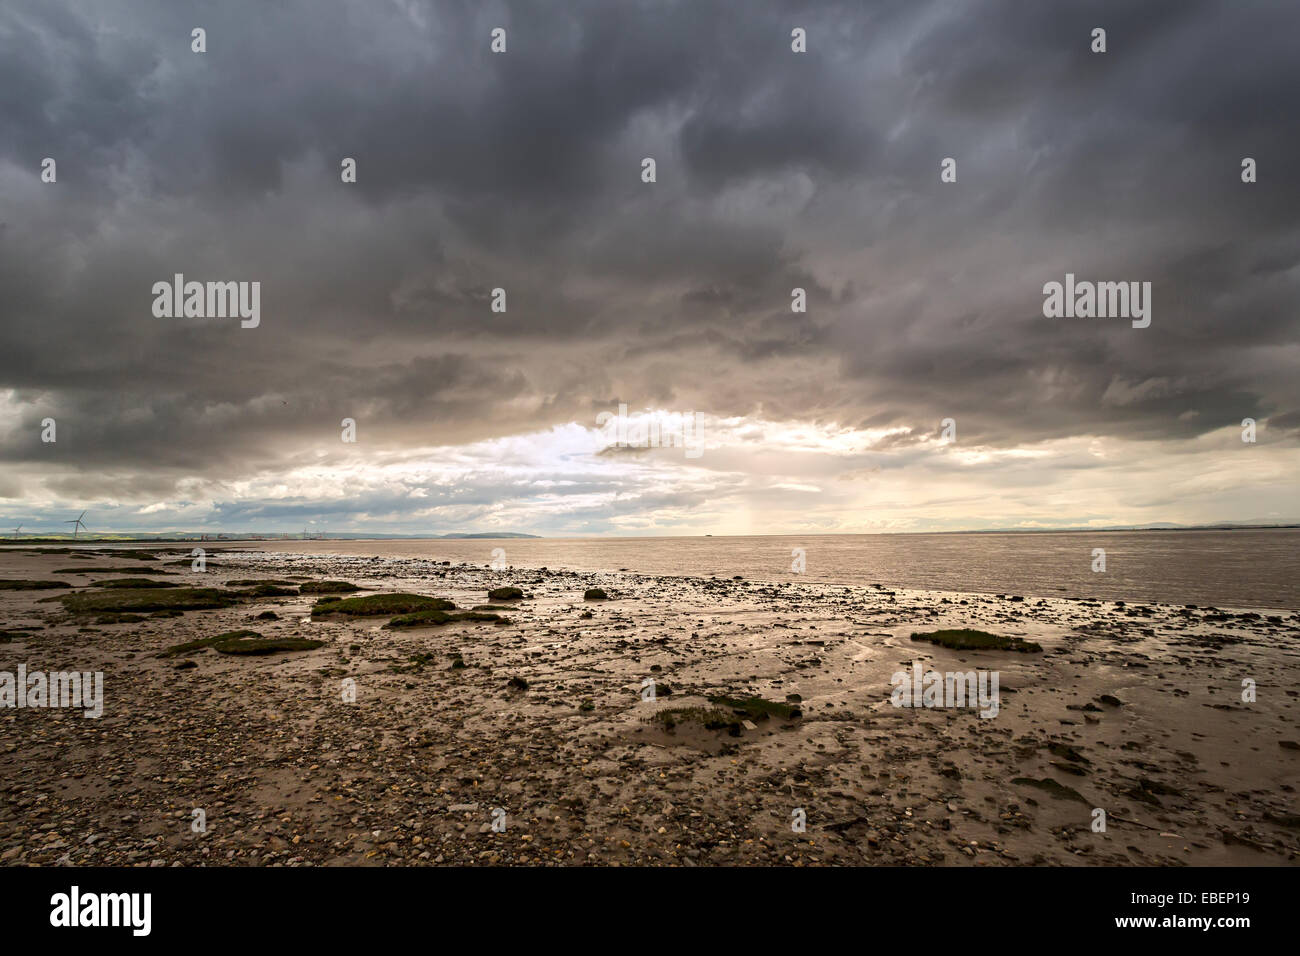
[1,546,1296,866]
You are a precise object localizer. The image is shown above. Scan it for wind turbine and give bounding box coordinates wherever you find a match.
[10,524,20,540]
[65,511,87,538]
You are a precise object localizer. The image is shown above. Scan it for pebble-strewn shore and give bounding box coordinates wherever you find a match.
[2,546,1297,866]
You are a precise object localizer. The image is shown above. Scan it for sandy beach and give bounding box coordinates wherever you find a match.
[2,544,1297,867]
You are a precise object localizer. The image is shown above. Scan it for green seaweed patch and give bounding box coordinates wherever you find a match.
[54,566,174,575]
[160,630,263,657]
[1011,777,1089,804]
[298,580,362,594]
[225,579,298,587]
[312,593,455,616]
[56,587,238,615]
[473,604,512,611]
[487,587,525,601]
[910,629,1043,653]
[385,609,507,629]
[652,707,744,735]
[229,584,297,597]
[213,636,325,655]
[390,651,441,673]
[88,578,179,589]
[708,695,802,721]
[0,579,70,590]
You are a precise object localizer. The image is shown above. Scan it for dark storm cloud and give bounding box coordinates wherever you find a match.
[1,0,1297,521]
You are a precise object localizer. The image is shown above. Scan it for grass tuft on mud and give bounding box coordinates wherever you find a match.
[911,628,1043,653]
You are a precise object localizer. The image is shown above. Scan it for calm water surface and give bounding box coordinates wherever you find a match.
[248,529,1299,610]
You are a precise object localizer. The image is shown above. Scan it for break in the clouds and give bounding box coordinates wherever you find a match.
[1,0,1297,536]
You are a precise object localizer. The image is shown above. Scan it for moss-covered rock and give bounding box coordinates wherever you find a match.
[488,586,525,601]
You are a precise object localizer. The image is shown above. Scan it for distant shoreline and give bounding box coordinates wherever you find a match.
[2,524,1298,543]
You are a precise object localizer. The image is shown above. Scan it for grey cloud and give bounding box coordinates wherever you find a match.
[1,0,1297,529]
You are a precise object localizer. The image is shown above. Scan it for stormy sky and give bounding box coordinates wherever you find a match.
[1,0,1297,536]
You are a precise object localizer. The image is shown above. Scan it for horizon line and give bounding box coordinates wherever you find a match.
[3,522,1299,542]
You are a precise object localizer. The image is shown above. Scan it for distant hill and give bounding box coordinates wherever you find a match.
[432,532,540,539]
